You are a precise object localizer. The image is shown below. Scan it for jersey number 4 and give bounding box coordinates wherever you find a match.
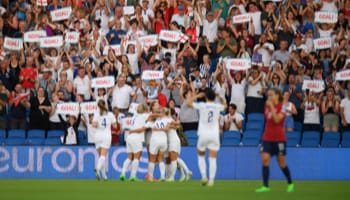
[101,118,107,128]
[208,111,213,123]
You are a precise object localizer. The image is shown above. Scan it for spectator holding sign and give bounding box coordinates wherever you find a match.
[59,112,81,145]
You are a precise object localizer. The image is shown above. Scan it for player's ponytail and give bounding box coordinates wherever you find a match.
[271,88,283,103]
[98,100,108,115]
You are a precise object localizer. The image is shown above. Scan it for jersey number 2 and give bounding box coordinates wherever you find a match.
[208,111,213,123]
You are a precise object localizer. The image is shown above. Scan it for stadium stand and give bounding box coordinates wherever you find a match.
[301,131,321,147]
[321,132,341,148]
[221,131,241,146]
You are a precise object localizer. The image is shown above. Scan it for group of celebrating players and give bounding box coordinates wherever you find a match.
[90,87,294,191]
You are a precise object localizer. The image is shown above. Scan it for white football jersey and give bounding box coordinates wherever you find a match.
[123,113,149,142]
[151,117,171,136]
[93,112,116,135]
[193,102,224,137]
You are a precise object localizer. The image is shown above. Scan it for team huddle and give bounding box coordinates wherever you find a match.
[90,88,224,186]
[90,88,293,190]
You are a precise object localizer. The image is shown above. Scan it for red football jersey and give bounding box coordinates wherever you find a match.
[20,67,37,89]
[262,103,287,142]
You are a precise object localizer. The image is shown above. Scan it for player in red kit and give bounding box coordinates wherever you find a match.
[256,88,294,193]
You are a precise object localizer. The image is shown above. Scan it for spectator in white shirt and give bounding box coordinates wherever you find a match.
[91,0,111,33]
[171,4,189,28]
[224,103,244,132]
[341,88,350,131]
[111,75,135,113]
[141,0,154,32]
[253,33,274,67]
[200,11,220,44]
[73,67,91,101]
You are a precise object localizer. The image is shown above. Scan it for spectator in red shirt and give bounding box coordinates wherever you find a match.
[19,57,37,92]
[185,18,200,46]
[152,10,166,33]
[157,84,167,107]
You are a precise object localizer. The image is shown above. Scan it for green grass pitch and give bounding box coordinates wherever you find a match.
[0,180,349,200]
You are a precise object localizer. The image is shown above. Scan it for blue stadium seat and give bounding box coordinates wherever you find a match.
[247,113,264,122]
[222,131,241,146]
[286,131,301,147]
[301,131,320,147]
[5,138,26,145]
[294,122,303,132]
[26,138,44,145]
[78,130,87,145]
[78,130,86,139]
[44,138,62,145]
[47,130,65,138]
[321,131,340,148]
[8,129,26,138]
[27,129,46,138]
[341,132,350,147]
[185,130,198,138]
[187,137,198,146]
[185,130,198,146]
[245,121,264,132]
[119,133,125,146]
[0,129,6,139]
[242,130,261,146]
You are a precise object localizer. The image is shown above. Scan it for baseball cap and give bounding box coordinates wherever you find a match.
[42,68,51,73]
[207,11,214,16]
[178,4,184,11]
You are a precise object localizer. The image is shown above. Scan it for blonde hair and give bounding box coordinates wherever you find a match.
[163,108,170,116]
[137,104,148,114]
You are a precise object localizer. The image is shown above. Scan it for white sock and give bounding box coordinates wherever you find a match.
[198,155,207,179]
[177,158,190,173]
[96,156,105,171]
[148,162,155,180]
[159,162,166,179]
[130,159,139,178]
[178,163,185,178]
[209,157,217,181]
[100,156,106,177]
[165,164,170,179]
[169,161,177,179]
[121,159,131,176]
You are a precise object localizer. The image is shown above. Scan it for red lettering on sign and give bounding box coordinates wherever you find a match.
[60,105,78,111]
[163,32,176,39]
[6,40,18,46]
[317,39,330,46]
[28,33,41,39]
[54,11,69,17]
[306,82,319,89]
[95,80,111,85]
[340,72,350,78]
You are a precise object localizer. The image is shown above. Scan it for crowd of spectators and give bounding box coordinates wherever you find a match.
[1,0,350,145]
